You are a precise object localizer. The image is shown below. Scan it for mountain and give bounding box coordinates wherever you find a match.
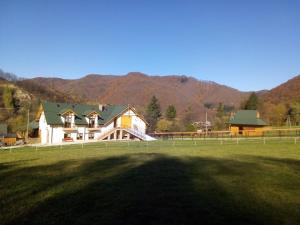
[261,75,300,104]
[20,72,248,120]
[2,69,300,131]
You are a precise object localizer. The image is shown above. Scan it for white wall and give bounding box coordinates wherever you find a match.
[121,109,146,134]
[51,127,64,144]
[39,112,48,144]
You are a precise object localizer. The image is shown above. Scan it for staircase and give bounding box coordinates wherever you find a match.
[97,127,156,141]
[123,128,156,141]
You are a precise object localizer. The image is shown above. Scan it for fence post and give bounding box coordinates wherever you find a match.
[295,137,297,144]
[236,137,239,144]
[263,137,266,145]
[81,143,83,149]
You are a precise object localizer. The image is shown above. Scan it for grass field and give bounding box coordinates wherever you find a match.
[1,140,300,225]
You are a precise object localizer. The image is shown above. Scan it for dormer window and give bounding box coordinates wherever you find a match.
[64,114,73,128]
[85,111,99,128]
[89,117,96,128]
[60,109,76,128]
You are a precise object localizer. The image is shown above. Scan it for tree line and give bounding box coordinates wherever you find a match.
[145,96,197,133]
[145,93,300,133]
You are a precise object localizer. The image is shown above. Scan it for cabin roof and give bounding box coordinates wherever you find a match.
[228,110,267,126]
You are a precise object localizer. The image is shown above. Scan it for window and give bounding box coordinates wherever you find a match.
[88,133,94,140]
[89,117,95,128]
[64,114,73,128]
[64,133,71,138]
[77,133,83,140]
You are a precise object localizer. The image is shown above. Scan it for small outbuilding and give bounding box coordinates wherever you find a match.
[228,110,268,136]
[0,124,17,146]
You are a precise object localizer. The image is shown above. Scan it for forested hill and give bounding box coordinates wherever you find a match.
[19,72,248,119]
[0,74,82,134]
[1,69,300,133]
[261,75,300,104]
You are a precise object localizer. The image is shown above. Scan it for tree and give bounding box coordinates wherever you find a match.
[216,102,225,118]
[145,96,161,132]
[165,105,176,120]
[204,102,214,109]
[2,86,14,109]
[213,102,228,130]
[185,123,196,132]
[288,102,300,125]
[156,119,172,132]
[242,92,259,110]
[263,103,287,126]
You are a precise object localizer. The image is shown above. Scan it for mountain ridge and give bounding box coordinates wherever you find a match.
[22,72,248,121]
[1,69,299,129]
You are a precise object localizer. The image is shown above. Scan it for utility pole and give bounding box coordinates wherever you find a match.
[205,111,208,136]
[26,109,29,142]
[286,115,291,128]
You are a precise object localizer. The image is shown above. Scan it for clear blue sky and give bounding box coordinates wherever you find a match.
[0,0,299,91]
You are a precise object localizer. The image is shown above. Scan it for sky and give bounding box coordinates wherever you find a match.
[0,0,299,91]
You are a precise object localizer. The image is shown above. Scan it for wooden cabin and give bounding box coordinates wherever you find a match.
[228,110,268,136]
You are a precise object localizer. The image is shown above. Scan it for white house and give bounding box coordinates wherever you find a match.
[38,101,155,145]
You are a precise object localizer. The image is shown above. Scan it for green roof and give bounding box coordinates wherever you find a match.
[42,101,128,126]
[228,110,267,126]
[98,105,128,125]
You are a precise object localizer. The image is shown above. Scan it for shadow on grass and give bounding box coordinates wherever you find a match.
[1,154,300,225]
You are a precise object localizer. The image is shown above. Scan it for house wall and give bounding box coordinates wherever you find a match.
[39,112,48,144]
[51,127,65,144]
[116,109,146,133]
[230,125,266,136]
[230,126,239,136]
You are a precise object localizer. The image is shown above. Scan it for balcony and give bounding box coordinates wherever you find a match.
[87,124,100,131]
[63,123,77,131]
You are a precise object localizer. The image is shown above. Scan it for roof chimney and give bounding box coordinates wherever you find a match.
[99,104,105,111]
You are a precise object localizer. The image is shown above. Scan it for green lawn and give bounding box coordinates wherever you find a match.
[1,140,300,225]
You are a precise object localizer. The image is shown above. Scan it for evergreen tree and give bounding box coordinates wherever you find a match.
[165,105,176,120]
[145,96,161,132]
[243,92,259,110]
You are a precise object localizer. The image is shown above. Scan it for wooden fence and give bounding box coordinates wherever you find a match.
[150,128,300,140]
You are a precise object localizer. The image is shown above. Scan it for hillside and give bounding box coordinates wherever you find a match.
[21,72,248,120]
[261,75,300,104]
[0,77,82,133]
[2,70,300,131]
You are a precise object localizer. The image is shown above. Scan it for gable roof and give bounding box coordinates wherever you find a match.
[98,105,128,125]
[228,110,267,126]
[41,101,129,126]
